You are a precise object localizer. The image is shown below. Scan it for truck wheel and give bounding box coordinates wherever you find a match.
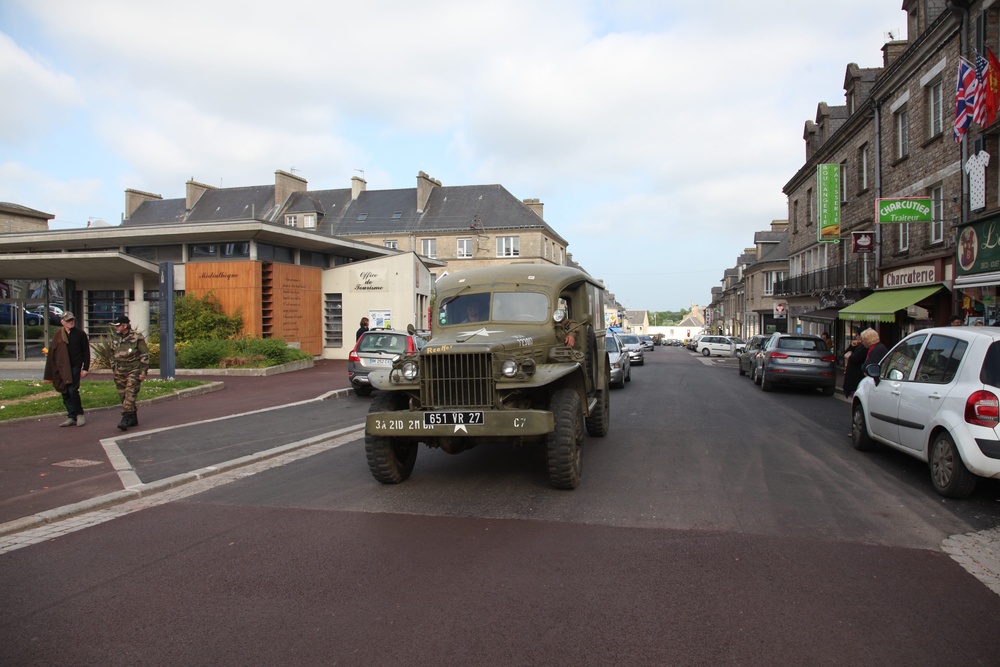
[365,392,418,484]
[547,388,584,489]
[585,382,610,437]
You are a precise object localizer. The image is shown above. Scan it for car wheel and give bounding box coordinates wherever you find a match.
[353,384,373,397]
[364,392,418,484]
[929,431,977,499]
[851,402,875,451]
[751,364,759,385]
[739,362,746,376]
[625,366,631,382]
[702,348,710,357]
[760,372,773,392]
[546,388,583,490]
[585,385,610,437]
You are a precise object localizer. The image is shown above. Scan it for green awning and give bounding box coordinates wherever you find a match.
[838,285,944,323]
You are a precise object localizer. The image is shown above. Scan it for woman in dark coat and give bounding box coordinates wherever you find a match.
[842,332,867,399]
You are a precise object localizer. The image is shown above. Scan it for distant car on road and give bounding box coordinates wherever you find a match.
[851,326,1000,498]
[639,335,655,351]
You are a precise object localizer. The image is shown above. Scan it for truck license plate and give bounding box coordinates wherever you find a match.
[424,411,485,426]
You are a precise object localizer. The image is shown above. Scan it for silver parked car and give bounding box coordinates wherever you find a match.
[348,328,426,396]
[617,333,645,366]
[851,326,1000,498]
[606,331,631,388]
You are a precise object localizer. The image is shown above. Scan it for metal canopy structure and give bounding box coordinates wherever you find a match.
[0,251,159,281]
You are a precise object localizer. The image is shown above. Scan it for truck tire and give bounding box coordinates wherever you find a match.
[365,392,418,484]
[585,381,610,437]
[547,388,583,489]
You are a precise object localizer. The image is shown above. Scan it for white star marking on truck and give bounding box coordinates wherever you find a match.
[458,327,503,338]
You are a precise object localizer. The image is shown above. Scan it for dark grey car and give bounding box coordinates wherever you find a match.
[757,333,837,396]
[738,334,770,377]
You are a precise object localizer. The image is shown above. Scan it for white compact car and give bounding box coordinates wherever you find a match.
[851,326,1000,498]
[696,335,736,357]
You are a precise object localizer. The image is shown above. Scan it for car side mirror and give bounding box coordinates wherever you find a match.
[407,324,416,335]
[864,363,881,386]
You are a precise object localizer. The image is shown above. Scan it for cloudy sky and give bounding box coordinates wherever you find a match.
[1,0,908,312]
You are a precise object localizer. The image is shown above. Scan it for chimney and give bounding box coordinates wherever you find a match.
[416,171,441,213]
[882,41,908,68]
[770,219,789,232]
[523,198,544,220]
[351,175,367,200]
[275,169,307,208]
[124,188,162,220]
[186,179,214,211]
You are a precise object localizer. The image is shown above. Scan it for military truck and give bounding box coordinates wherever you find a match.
[364,264,611,489]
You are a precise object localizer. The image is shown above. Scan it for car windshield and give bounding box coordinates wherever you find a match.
[606,336,621,353]
[619,335,640,345]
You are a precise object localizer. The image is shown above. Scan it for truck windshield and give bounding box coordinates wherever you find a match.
[439,292,549,325]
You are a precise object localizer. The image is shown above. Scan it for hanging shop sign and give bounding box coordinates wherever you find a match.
[876,197,932,223]
[957,217,1000,276]
[816,164,841,242]
[851,231,875,253]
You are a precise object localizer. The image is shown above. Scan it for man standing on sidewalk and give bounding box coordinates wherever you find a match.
[111,315,149,431]
[43,311,90,427]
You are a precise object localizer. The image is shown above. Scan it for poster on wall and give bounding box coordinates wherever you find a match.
[369,310,392,329]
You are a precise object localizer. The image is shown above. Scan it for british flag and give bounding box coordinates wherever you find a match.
[955,58,978,142]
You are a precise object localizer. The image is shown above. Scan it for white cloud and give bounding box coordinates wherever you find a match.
[4,0,908,309]
[0,31,82,143]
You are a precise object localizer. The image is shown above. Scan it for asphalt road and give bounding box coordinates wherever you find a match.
[2,347,1000,665]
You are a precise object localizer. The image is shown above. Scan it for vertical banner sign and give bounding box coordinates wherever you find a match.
[816,164,841,242]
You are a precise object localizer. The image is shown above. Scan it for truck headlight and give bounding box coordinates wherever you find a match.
[401,360,419,381]
[501,359,518,377]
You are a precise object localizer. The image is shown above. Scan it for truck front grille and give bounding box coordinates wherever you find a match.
[422,353,495,408]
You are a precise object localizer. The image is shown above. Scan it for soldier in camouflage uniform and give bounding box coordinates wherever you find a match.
[110,315,150,431]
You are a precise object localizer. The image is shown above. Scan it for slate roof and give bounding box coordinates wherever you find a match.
[124,178,568,246]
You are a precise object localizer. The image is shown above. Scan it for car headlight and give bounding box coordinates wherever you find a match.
[502,359,518,377]
[401,360,419,381]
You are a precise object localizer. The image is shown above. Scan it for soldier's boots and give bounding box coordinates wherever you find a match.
[117,412,138,431]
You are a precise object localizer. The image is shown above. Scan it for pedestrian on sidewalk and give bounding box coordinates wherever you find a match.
[842,331,867,400]
[42,311,90,427]
[111,315,149,431]
[355,317,369,341]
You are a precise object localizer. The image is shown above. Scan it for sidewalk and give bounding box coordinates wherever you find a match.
[0,359,353,531]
